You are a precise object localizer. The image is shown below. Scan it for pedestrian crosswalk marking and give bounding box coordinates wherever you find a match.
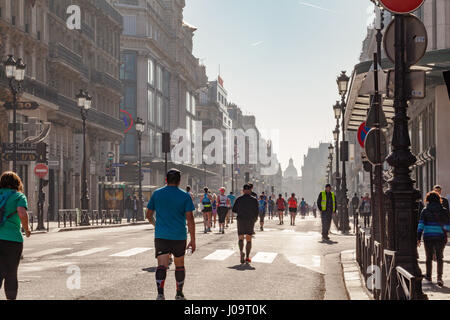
[251,252,278,264]
[204,249,235,261]
[27,248,72,258]
[286,255,324,274]
[110,247,153,257]
[67,247,110,257]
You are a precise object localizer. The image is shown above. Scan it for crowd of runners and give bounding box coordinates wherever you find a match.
[195,185,318,234]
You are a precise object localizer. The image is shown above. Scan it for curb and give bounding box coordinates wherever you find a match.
[30,218,205,234]
[340,249,372,300]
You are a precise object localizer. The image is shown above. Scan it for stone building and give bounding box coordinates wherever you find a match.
[112,0,208,194]
[0,0,124,217]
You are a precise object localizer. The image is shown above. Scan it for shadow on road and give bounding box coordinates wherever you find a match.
[319,240,339,245]
[142,267,157,273]
[227,264,256,271]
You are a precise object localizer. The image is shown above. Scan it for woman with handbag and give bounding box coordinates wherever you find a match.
[417,191,450,287]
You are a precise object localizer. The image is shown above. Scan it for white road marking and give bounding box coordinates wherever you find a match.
[286,255,324,274]
[110,247,152,257]
[282,229,295,233]
[27,248,72,258]
[251,252,278,264]
[66,247,110,257]
[204,249,235,261]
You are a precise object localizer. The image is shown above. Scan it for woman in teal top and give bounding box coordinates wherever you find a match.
[0,171,31,300]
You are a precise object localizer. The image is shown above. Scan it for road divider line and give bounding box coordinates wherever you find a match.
[110,247,153,257]
[203,249,235,261]
[67,247,110,257]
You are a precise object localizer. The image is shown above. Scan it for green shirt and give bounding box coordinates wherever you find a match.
[0,188,28,243]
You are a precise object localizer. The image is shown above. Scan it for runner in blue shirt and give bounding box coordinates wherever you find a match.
[227,191,237,226]
[258,195,267,231]
[146,169,196,301]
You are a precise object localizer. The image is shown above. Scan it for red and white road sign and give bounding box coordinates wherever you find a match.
[34,163,49,179]
[379,0,425,14]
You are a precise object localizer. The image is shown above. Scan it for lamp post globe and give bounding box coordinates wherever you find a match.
[337,71,350,97]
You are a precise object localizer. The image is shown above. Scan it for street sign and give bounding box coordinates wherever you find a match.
[386,69,426,99]
[48,160,60,167]
[2,143,36,152]
[3,101,39,110]
[364,129,388,165]
[34,164,49,179]
[2,153,37,162]
[357,122,371,148]
[384,14,428,67]
[379,0,425,14]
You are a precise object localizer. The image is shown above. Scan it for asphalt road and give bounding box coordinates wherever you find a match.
[1,215,356,300]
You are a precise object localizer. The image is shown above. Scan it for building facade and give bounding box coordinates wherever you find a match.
[0,0,124,217]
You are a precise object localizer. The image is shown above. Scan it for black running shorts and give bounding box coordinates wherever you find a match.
[289,208,297,213]
[237,219,255,236]
[217,207,228,223]
[154,238,187,258]
[259,210,266,223]
[203,206,212,213]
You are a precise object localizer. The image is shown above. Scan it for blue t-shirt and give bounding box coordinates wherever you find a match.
[147,186,195,240]
[258,199,266,211]
[227,194,236,207]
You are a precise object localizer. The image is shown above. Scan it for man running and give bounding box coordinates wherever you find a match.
[288,194,298,226]
[227,191,236,225]
[201,188,213,233]
[258,194,267,231]
[299,198,307,219]
[146,169,196,300]
[268,196,275,220]
[232,184,259,263]
[217,187,230,234]
[276,194,286,225]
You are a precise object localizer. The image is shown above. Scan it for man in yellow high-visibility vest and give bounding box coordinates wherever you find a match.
[317,184,337,241]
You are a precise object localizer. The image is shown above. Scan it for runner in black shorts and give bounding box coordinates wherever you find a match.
[232,184,259,264]
[217,187,230,234]
[146,169,196,300]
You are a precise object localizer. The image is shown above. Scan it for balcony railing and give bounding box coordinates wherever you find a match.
[49,43,89,78]
[94,0,123,25]
[91,70,123,93]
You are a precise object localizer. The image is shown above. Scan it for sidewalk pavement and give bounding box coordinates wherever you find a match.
[30,216,205,234]
[340,227,450,300]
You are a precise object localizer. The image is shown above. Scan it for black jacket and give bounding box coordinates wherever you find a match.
[232,194,259,221]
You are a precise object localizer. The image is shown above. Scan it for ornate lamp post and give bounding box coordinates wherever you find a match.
[337,71,351,233]
[76,90,92,226]
[328,144,334,185]
[135,117,145,221]
[333,102,341,230]
[4,55,26,173]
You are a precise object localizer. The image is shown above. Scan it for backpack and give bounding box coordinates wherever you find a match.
[0,191,16,227]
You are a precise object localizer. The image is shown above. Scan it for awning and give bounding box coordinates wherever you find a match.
[345,48,450,132]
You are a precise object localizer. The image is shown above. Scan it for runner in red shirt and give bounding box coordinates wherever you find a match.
[276,194,286,225]
[288,194,298,226]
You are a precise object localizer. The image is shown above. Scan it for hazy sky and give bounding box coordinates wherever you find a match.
[184,0,374,173]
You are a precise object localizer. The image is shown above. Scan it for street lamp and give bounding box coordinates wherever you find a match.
[76,89,91,226]
[337,71,350,234]
[328,144,334,185]
[203,154,208,188]
[4,55,26,173]
[135,117,145,222]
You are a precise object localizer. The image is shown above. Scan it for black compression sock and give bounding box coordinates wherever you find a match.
[246,241,252,257]
[175,266,186,295]
[238,239,244,252]
[156,265,167,295]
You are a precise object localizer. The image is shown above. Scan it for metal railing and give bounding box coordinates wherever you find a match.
[396,266,419,300]
[57,209,122,228]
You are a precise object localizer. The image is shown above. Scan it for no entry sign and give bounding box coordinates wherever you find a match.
[379,0,425,14]
[34,163,49,179]
[357,122,370,148]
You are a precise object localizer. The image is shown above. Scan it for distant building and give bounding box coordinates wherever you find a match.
[283,158,302,197]
[300,143,330,204]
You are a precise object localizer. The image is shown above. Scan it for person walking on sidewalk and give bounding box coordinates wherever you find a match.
[351,193,359,219]
[288,194,298,226]
[125,195,133,223]
[417,191,450,287]
[132,195,138,222]
[317,184,337,242]
[146,169,196,300]
[217,188,230,234]
[276,194,286,225]
[0,171,31,300]
[268,196,275,220]
[434,185,449,211]
[361,193,371,228]
[232,184,259,264]
[299,198,307,220]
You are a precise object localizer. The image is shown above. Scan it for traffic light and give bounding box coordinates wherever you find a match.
[162,132,171,153]
[36,142,47,164]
